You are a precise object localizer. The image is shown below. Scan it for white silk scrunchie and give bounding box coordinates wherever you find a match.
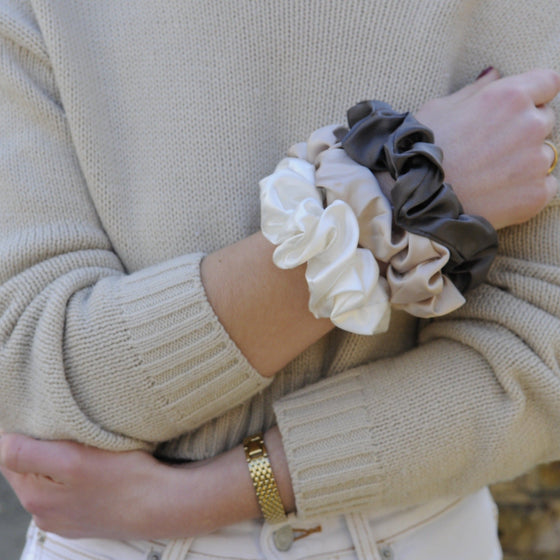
[260,157,390,335]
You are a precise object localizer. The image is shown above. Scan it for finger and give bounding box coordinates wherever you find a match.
[507,69,560,106]
[536,105,556,138]
[0,463,19,487]
[0,467,48,502]
[0,434,76,478]
[473,66,500,86]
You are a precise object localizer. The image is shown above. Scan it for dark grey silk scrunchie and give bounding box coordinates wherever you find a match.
[341,100,498,293]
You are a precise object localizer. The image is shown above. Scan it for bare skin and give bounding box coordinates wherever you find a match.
[416,68,558,229]
[1,68,559,540]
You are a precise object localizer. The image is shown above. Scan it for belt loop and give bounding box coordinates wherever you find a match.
[345,512,383,560]
[161,537,194,560]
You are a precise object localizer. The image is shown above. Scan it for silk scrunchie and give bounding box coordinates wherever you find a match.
[260,156,390,335]
[290,125,465,317]
[341,100,498,293]
[260,125,465,334]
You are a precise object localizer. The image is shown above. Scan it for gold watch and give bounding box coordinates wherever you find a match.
[242,433,288,524]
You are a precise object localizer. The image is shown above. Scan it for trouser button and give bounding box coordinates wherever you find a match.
[273,524,294,551]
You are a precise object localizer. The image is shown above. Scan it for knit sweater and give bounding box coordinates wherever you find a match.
[1,0,560,521]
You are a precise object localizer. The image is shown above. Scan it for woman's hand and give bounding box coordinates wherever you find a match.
[0,429,293,540]
[0,434,194,539]
[416,68,560,229]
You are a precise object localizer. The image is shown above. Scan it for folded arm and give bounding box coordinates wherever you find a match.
[2,0,560,540]
[3,64,560,538]
[0,2,331,448]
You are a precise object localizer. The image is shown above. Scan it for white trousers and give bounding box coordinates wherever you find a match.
[20,488,502,560]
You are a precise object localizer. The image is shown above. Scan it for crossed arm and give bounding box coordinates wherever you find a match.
[2,67,560,539]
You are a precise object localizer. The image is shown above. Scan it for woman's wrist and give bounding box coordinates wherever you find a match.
[201,233,333,378]
[179,445,261,535]
[264,427,296,515]
[162,427,294,539]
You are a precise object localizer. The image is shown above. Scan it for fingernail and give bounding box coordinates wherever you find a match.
[476,66,494,80]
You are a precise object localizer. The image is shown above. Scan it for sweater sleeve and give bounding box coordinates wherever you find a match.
[275,205,560,518]
[0,2,271,450]
[274,0,560,519]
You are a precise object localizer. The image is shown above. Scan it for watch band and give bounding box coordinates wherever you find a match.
[243,433,288,525]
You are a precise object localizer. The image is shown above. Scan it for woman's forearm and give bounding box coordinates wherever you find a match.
[201,68,560,380]
[201,234,333,378]
[0,429,292,540]
[2,68,560,540]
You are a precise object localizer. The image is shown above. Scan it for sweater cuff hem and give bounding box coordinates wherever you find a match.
[273,369,383,519]
[118,253,272,433]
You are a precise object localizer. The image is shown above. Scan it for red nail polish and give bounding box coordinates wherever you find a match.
[476,66,494,80]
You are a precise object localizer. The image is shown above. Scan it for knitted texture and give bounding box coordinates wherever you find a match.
[1,0,560,521]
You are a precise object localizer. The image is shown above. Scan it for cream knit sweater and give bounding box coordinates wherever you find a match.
[1,0,560,521]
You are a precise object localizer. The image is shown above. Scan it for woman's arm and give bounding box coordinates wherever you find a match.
[200,234,332,378]
[202,66,559,375]
[273,7,560,517]
[5,0,554,540]
[0,1,335,449]
[2,64,560,538]
[0,429,288,540]
[2,0,555,451]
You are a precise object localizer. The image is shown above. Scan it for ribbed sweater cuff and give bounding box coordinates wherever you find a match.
[118,253,272,433]
[273,369,384,519]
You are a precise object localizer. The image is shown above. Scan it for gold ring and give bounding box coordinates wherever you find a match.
[544,140,558,174]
